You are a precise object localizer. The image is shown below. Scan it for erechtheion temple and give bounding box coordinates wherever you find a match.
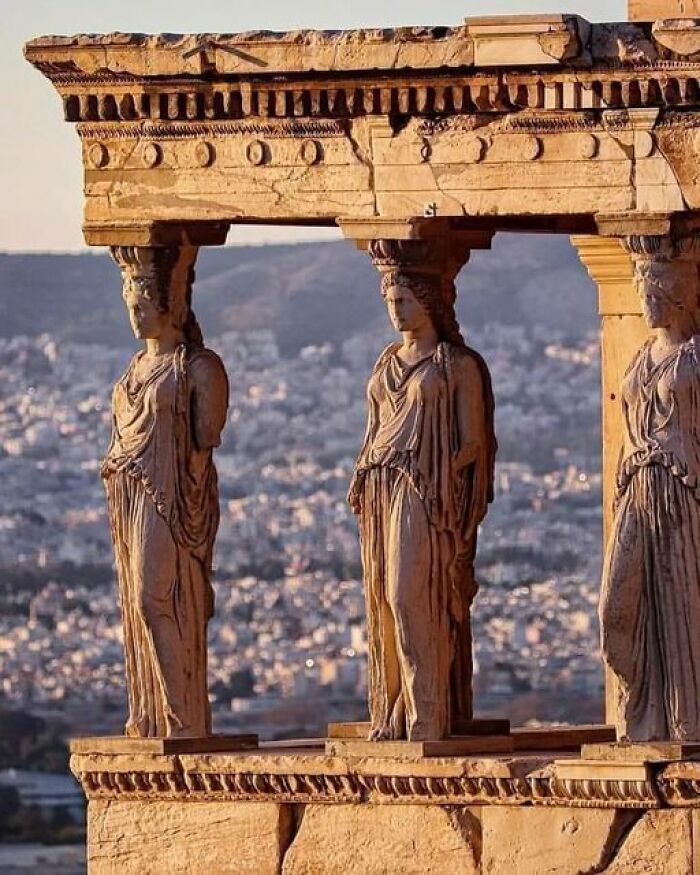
[24,0,700,871]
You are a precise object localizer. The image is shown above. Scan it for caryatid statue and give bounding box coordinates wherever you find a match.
[349,239,496,742]
[601,234,700,742]
[102,245,228,738]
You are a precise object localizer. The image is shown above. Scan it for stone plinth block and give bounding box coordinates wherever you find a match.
[512,724,616,751]
[325,736,514,758]
[328,719,511,739]
[282,804,480,875]
[555,758,650,777]
[481,807,638,874]
[601,810,693,875]
[88,799,290,875]
[629,0,700,20]
[582,741,700,762]
[71,734,258,755]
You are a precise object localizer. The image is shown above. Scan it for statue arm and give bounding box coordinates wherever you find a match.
[348,395,378,513]
[347,346,394,513]
[453,353,487,472]
[189,352,229,451]
[452,351,495,545]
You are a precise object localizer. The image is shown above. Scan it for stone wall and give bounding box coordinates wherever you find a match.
[86,798,698,874]
[74,749,700,874]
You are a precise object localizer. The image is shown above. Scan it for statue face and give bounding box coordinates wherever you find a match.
[122,271,170,341]
[636,263,684,330]
[384,283,433,334]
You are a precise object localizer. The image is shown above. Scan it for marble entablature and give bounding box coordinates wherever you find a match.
[23,15,700,243]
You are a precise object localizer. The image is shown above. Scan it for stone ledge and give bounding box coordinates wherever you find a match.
[25,17,692,80]
[69,746,700,809]
[22,17,591,80]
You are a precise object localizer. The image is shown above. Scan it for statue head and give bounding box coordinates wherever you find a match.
[635,260,698,331]
[625,234,700,334]
[380,270,465,348]
[110,245,203,348]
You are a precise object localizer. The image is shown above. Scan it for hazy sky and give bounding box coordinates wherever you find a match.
[4,0,625,252]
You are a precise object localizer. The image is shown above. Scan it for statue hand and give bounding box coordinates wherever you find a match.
[453,441,479,472]
[347,476,363,514]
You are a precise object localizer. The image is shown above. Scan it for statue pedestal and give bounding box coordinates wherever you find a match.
[581,740,700,762]
[71,737,700,874]
[328,718,511,738]
[70,734,259,755]
[325,735,514,758]
[325,721,616,757]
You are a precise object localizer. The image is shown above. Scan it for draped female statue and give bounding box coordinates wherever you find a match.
[349,253,495,742]
[102,245,228,738]
[601,236,700,741]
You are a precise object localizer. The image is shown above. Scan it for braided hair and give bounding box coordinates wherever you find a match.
[380,269,465,348]
[111,246,204,349]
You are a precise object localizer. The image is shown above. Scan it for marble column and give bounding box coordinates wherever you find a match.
[104,240,229,738]
[575,231,700,740]
[342,220,496,739]
[573,234,646,725]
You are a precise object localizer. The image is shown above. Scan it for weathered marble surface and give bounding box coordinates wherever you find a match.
[23,16,700,241]
[88,799,290,875]
[75,747,700,875]
[630,0,700,20]
[282,804,480,875]
[103,245,228,738]
[350,239,495,742]
[600,235,700,742]
[481,807,638,875]
[601,810,694,875]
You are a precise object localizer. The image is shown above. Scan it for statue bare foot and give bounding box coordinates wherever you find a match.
[368,725,393,741]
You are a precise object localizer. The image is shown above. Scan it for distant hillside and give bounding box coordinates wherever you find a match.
[0,235,596,355]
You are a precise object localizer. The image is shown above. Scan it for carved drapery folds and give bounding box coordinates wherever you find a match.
[104,243,228,738]
[600,231,700,742]
[349,232,496,741]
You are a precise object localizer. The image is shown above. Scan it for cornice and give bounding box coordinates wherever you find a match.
[23,18,700,84]
[69,751,700,810]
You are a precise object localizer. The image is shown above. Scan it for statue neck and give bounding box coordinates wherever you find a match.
[655,316,697,349]
[399,325,439,363]
[145,328,184,357]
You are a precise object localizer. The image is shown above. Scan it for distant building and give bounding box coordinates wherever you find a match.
[0,769,83,821]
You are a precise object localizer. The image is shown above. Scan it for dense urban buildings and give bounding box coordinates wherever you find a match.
[0,301,605,740]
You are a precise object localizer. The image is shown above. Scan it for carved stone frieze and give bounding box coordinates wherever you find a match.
[658,110,700,129]
[28,17,700,237]
[417,111,615,138]
[655,762,700,807]
[70,756,670,809]
[75,119,347,140]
